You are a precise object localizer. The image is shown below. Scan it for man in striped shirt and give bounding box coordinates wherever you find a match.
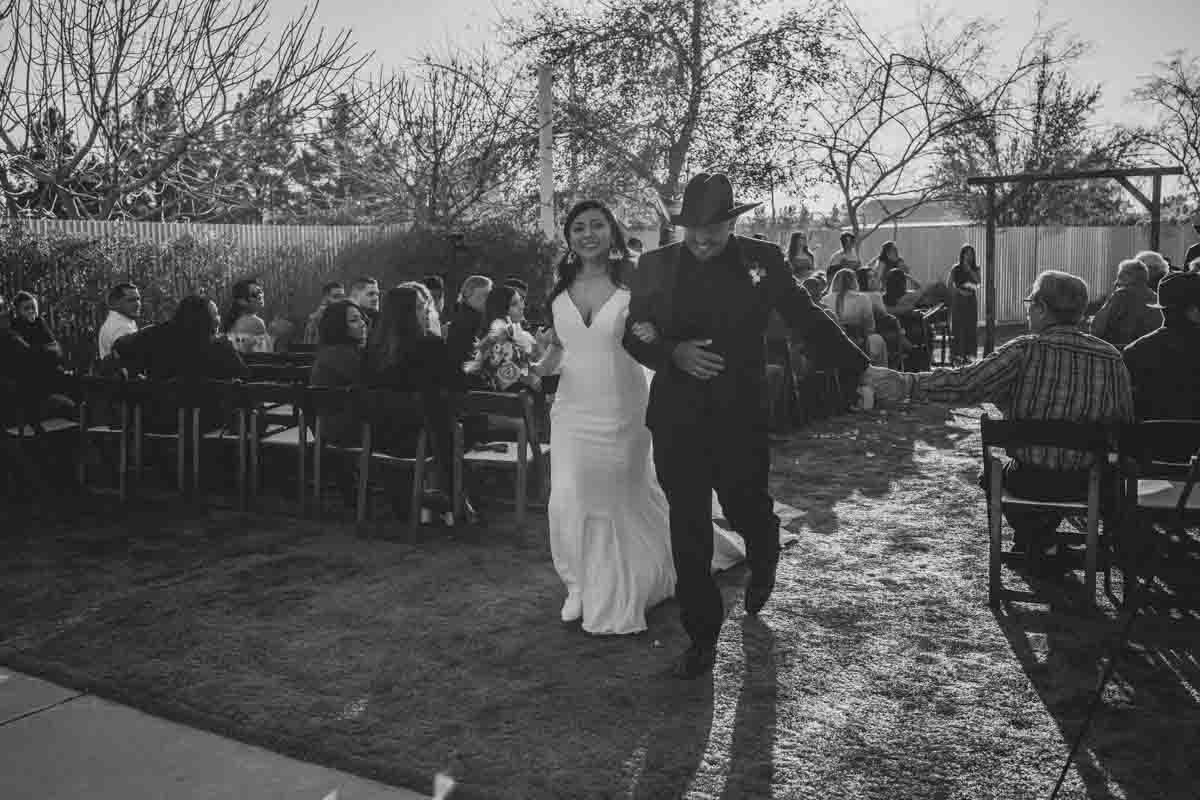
[866,270,1134,556]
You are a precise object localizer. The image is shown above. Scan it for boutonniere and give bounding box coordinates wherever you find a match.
[747,262,766,286]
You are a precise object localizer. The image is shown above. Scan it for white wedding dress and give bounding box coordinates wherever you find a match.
[548,288,745,635]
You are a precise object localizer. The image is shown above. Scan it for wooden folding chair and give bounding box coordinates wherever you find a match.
[455,390,551,526]
[1118,420,1200,608]
[981,414,1120,609]
[299,385,356,520]
[241,381,306,512]
[354,387,435,534]
[76,374,134,502]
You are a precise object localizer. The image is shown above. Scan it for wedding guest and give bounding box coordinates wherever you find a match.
[422,274,446,336]
[1189,257,1200,274]
[309,299,368,446]
[1090,259,1162,350]
[364,285,465,518]
[1183,213,1200,271]
[1,293,74,424]
[1136,250,1170,290]
[884,268,931,369]
[867,271,1134,566]
[787,231,816,278]
[502,277,532,326]
[871,240,920,292]
[98,282,142,360]
[482,285,537,353]
[222,277,270,353]
[823,269,886,365]
[114,295,248,431]
[444,274,492,379]
[627,237,645,261]
[348,276,381,327]
[1122,271,1200,428]
[302,281,346,345]
[826,231,861,282]
[948,244,981,364]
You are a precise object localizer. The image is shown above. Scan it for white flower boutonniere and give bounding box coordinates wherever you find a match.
[747,262,766,286]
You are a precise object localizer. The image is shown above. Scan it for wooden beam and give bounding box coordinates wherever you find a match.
[984,184,997,356]
[967,165,1183,186]
[1151,175,1163,253]
[1114,176,1152,212]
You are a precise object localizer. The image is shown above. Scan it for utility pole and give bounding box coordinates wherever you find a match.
[537,64,555,242]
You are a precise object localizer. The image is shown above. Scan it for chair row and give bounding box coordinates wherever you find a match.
[981,415,1200,610]
[49,376,551,529]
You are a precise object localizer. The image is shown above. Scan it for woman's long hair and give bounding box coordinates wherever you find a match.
[548,200,630,310]
[366,286,423,374]
[883,268,909,308]
[482,285,519,333]
[855,266,876,292]
[787,232,814,262]
[876,241,900,269]
[830,268,857,320]
[956,244,978,270]
[221,278,260,333]
[173,295,219,343]
[318,300,362,347]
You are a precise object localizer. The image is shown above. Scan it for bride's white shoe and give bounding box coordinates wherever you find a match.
[560,593,582,622]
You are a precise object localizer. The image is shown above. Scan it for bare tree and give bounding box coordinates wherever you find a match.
[346,50,536,228]
[1126,51,1200,205]
[0,0,367,219]
[795,7,1086,238]
[505,0,836,242]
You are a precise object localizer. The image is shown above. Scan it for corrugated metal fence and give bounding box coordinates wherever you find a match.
[728,221,1194,325]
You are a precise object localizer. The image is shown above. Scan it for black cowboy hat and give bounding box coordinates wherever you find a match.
[670,172,762,227]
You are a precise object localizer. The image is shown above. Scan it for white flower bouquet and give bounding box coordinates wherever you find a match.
[464,319,540,391]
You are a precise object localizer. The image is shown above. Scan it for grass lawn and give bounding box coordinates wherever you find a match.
[2,402,1197,799]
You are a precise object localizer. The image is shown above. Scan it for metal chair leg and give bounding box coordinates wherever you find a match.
[410,428,427,535]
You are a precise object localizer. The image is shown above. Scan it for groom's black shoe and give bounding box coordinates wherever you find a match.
[672,644,716,680]
[745,554,779,615]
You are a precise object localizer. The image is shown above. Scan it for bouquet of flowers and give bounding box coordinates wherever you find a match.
[464,319,540,391]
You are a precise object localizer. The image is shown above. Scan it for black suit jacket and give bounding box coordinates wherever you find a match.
[623,235,868,431]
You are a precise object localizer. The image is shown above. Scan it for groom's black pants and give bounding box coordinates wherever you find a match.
[652,422,781,648]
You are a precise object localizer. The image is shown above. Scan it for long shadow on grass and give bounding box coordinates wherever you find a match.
[993,528,1200,799]
[771,404,974,537]
[721,617,776,800]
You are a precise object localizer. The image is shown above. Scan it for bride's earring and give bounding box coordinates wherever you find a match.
[568,249,580,265]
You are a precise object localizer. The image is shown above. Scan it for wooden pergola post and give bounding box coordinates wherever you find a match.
[967,165,1184,355]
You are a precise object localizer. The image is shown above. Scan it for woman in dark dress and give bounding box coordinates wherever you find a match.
[948,244,980,364]
[365,285,466,519]
[309,300,367,445]
[8,291,76,421]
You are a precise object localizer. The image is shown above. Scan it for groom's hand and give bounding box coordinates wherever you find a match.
[672,339,725,380]
[862,365,912,406]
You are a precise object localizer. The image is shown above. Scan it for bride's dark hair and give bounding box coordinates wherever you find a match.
[548,200,631,310]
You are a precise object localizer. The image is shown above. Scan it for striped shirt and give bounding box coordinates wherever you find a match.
[910,324,1134,471]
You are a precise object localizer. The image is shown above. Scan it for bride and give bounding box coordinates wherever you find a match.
[534,200,745,635]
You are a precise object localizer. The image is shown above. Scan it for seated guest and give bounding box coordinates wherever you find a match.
[1089,259,1162,349]
[422,274,446,336]
[222,277,271,353]
[114,294,248,431]
[309,299,368,444]
[870,271,1134,564]
[8,291,75,420]
[823,268,886,365]
[444,274,493,376]
[302,281,346,345]
[98,282,142,360]
[364,286,465,517]
[348,276,381,328]
[481,284,538,355]
[858,267,906,364]
[1123,272,1200,431]
[883,267,922,316]
[1136,250,1170,290]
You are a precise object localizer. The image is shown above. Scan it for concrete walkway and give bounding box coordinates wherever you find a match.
[0,669,427,799]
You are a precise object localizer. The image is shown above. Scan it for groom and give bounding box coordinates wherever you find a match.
[623,173,869,679]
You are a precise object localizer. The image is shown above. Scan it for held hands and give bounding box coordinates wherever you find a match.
[631,321,659,343]
[535,326,561,350]
[672,339,725,380]
[860,365,912,407]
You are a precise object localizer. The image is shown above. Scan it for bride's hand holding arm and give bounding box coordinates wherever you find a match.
[532,327,564,376]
